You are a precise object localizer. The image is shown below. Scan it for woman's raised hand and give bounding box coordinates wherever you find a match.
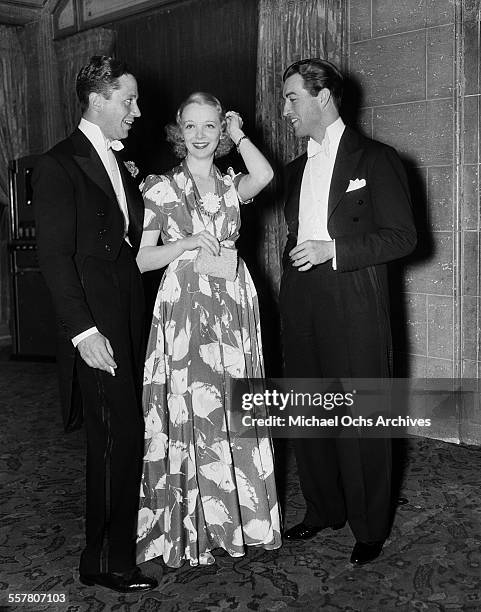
[225,111,244,141]
[181,230,220,256]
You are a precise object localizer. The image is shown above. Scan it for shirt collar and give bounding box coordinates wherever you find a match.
[307,116,345,158]
[78,118,124,152]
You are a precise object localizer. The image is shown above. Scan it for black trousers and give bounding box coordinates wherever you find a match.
[279,261,392,543]
[77,243,145,574]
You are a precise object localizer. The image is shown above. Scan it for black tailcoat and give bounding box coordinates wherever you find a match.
[33,128,146,574]
[33,129,144,431]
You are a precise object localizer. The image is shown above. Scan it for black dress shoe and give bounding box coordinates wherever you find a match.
[284,521,345,541]
[79,567,158,593]
[350,541,384,565]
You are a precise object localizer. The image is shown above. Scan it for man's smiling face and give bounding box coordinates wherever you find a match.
[282,73,323,139]
[96,73,141,141]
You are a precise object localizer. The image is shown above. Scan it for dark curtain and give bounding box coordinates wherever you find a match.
[110,0,259,176]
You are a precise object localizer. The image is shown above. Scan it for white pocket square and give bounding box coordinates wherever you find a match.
[346,178,366,192]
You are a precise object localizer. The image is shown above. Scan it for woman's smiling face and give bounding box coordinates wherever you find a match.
[180,102,222,160]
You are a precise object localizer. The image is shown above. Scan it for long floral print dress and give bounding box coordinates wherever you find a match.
[136,163,282,567]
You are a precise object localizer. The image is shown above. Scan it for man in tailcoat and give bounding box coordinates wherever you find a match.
[33,56,157,592]
[280,58,417,564]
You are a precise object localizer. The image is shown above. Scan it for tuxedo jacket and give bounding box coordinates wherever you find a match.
[284,126,416,270]
[282,126,417,368]
[33,129,144,431]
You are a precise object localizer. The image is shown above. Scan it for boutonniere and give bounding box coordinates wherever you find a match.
[124,160,139,178]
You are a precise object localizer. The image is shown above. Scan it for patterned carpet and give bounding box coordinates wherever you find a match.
[1,359,481,611]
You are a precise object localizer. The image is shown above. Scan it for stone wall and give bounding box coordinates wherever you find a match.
[347,0,480,444]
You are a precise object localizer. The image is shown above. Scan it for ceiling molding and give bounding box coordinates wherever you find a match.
[1,0,46,7]
[0,0,46,25]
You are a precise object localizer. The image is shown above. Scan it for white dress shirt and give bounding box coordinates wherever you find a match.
[72,119,129,348]
[298,116,345,268]
[78,118,129,229]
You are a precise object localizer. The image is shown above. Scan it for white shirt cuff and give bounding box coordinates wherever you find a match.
[332,240,337,270]
[72,327,98,347]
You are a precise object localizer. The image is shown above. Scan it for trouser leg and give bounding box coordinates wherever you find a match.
[280,265,346,527]
[77,347,144,574]
[336,436,391,542]
[280,263,392,538]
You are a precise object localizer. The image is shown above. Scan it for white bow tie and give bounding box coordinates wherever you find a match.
[307,135,330,158]
[107,139,124,152]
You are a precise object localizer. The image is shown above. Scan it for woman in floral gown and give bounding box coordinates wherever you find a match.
[135,92,281,567]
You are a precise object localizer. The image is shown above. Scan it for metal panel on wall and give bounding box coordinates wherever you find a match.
[8,156,56,358]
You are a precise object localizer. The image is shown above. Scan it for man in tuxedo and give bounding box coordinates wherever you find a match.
[280,59,416,564]
[33,56,157,592]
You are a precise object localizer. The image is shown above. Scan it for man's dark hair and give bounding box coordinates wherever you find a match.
[76,56,130,112]
[283,58,344,110]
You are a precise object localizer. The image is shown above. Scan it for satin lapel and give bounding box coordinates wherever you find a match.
[328,129,363,220]
[285,154,307,237]
[116,154,143,246]
[71,130,116,202]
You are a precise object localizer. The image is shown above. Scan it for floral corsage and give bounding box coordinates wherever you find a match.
[124,160,139,178]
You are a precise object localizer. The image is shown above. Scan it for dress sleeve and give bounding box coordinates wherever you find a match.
[141,174,172,231]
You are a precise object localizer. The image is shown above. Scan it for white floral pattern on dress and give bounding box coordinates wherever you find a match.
[136,165,281,568]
